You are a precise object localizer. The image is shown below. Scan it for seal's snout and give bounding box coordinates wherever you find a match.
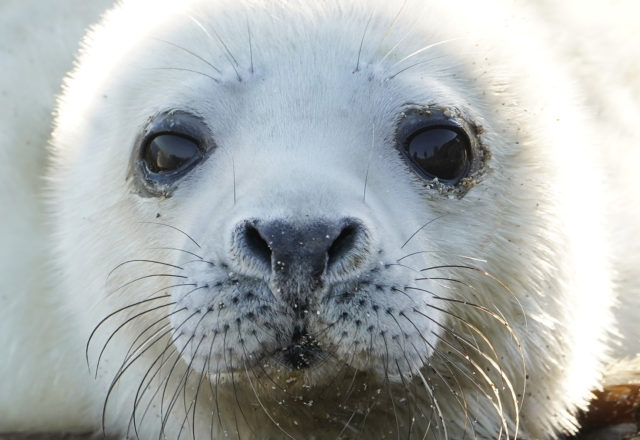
[233,218,371,298]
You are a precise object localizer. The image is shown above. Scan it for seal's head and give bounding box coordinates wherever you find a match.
[50,0,614,438]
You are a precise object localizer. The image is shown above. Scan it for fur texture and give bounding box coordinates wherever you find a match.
[1,0,639,439]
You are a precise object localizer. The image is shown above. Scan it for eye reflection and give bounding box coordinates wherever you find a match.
[405,127,470,183]
[144,134,200,174]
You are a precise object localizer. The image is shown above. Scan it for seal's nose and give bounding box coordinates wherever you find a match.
[232,218,369,297]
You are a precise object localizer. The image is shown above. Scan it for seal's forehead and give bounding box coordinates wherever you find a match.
[67,0,487,123]
[70,0,487,90]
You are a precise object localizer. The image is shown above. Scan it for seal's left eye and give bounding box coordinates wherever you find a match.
[404,127,470,183]
[396,108,475,187]
[143,134,201,174]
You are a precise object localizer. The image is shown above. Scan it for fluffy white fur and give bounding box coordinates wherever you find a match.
[1,0,639,439]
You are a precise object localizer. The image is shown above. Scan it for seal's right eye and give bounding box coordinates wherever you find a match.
[133,110,213,196]
[143,133,201,174]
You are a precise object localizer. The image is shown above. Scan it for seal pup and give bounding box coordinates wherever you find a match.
[1,0,639,439]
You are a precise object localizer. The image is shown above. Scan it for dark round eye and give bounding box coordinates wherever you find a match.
[133,110,212,196]
[403,126,471,184]
[143,133,201,174]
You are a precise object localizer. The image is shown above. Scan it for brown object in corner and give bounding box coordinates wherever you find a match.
[578,384,640,431]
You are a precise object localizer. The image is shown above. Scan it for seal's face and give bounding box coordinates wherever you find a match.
[51,0,614,438]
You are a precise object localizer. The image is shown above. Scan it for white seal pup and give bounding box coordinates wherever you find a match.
[1,0,639,439]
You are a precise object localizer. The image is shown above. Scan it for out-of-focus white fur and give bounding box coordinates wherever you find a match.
[0,0,117,432]
[0,0,638,438]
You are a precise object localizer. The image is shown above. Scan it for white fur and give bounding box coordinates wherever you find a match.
[1,0,639,438]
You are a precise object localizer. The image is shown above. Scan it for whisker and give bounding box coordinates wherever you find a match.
[246,17,254,74]
[397,250,486,263]
[429,350,477,440]
[86,293,174,367]
[388,319,430,439]
[333,338,363,404]
[415,276,523,349]
[117,289,207,382]
[353,328,381,434]
[389,38,461,69]
[182,259,216,267]
[400,215,448,249]
[398,310,475,438]
[212,144,237,205]
[208,354,225,440]
[122,307,186,369]
[138,221,202,249]
[429,296,518,336]
[378,0,408,47]
[413,340,475,439]
[386,261,422,273]
[231,151,236,204]
[240,345,297,440]
[107,259,184,280]
[232,325,257,437]
[363,122,375,202]
[414,367,448,440]
[174,336,206,440]
[146,247,203,260]
[158,334,196,440]
[409,285,522,350]
[431,331,510,438]
[103,311,199,434]
[221,327,241,440]
[111,273,188,294]
[95,301,176,377]
[130,342,180,438]
[424,301,525,431]
[146,67,220,83]
[191,340,210,440]
[413,308,519,424]
[204,333,221,439]
[152,37,222,74]
[379,30,411,65]
[187,15,242,81]
[386,54,451,81]
[380,333,401,440]
[248,334,291,397]
[354,9,375,73]
[335,359,360,407]
[396,250,440,262]
[420,316,504,406]
[416,265,527,326]
[393,359,418,440]
[391,286,419,307]
[335,409,359,440]
[129,308,206,438]
[399,282,438,297]
[413,305,504,378]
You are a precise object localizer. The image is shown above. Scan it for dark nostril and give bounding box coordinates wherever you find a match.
[233,218,369,290]
[243,223,272,269]
[327,224,359,270]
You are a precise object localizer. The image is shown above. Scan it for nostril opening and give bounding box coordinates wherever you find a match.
[244,223,272,269]
[327,224,359,269]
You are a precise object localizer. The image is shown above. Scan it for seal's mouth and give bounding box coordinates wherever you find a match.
[273,327,325,370]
